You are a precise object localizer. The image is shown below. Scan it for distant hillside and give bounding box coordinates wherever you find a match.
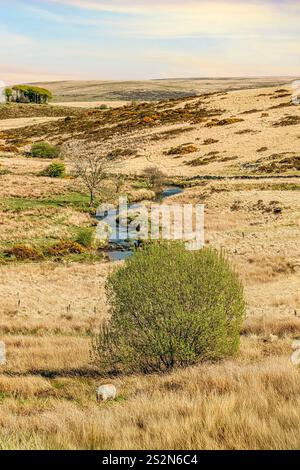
[27,77,292,103]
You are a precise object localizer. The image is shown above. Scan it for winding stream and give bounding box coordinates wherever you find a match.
[97,186,184,261]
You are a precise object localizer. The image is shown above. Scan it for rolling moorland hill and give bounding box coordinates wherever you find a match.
[1,81,299,177]
[29,77,293,102]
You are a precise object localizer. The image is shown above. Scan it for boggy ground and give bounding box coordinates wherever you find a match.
[0,80,299,449]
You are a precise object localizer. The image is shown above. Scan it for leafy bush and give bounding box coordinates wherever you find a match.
[30,142,60,159]
[4,244,43,261]
[42,162,65,178]
[47,241,85,257]
[75,227,95,248]
[92,242,246,373]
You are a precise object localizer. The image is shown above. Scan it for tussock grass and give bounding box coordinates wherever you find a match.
[0,353,299,449]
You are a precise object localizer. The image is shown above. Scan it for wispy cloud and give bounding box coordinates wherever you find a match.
[47,0,300,19]
[1,0,300,82]
[47,0,156,14]
[0,29,33,46]
[34,0,300,39]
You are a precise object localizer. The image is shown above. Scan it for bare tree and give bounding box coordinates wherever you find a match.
[66,140,118,206]
[143,166,166,193]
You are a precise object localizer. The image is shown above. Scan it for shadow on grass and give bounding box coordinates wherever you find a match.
[4,367,121,379]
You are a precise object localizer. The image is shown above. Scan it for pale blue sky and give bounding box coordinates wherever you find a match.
[1,0,300,83]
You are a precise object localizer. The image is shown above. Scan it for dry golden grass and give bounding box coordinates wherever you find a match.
[0,206,92,250]
[0,344,299,450]
[0,248,299,450]
[0,262,108,327]
[51,100,128,109]
[0,173,73,198]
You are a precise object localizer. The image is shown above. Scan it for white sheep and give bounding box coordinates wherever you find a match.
[0,342,6,366]
[291,338,300,366]
[292,338,300,350]
[96,384,117,402]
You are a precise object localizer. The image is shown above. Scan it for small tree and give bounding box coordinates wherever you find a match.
[12,85,52,104]
[92,242,246,373]
[114,174,125,194]
[66,141,119,206]
[143,166,165,192]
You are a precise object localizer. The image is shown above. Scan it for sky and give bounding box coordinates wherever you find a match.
[0,0,300,84]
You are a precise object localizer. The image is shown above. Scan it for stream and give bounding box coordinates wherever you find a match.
[96,186,184,261]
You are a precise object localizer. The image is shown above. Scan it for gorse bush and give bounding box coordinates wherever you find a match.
[30,142,60,159]
[42,162,66,178]
[47,241,85,257]
[92,242,246,373]
[4,244,43,261]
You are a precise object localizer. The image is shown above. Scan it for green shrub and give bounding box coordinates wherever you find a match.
[30,142,60,159]
[0,167,11,175]
[92,242,246,374]
[75,227,95,248]
[42,162,65,178]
